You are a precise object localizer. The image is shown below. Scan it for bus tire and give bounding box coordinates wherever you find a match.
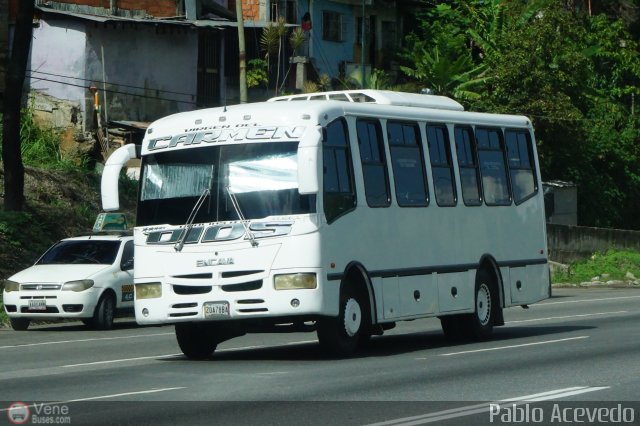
[440,315,464,340]
[175,322,218,360]
[10,318,30,331]
[91,292,116,330]
[317,284,370,357]
[465,269,497,340]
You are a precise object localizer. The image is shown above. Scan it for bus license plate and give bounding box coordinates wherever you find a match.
[29,299,47,311]
[203,302,229,318]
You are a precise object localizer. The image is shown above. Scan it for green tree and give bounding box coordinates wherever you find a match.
[406,0,640,229]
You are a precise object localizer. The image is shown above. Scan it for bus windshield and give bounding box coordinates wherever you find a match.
[137,142,316,226]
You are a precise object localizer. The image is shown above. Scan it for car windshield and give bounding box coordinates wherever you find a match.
[37,240,120,265]
[137,142,316,226]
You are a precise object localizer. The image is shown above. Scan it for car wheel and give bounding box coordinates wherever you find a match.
[10,318,30,331]
[317,283,370,357]
[92,292,116,330]
[175,322,219,360]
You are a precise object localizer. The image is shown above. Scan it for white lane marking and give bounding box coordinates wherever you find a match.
[59,340,318,368]
[62,354,182,368]
[365,386,610,426]
[507,310,628,324]
[541,295,640,306]
[0,332,174,349]
[0,387,186,412]
[439,336,589,356]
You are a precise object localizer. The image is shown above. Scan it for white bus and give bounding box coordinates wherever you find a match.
[101,90,550,359]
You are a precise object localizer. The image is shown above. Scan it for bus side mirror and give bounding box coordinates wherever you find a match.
[297,126,322,195]
[101,144,138,211]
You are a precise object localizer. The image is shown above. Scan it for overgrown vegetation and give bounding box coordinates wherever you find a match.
[399,1,640,230]
[553,250,640,284]
[0,110,137,327]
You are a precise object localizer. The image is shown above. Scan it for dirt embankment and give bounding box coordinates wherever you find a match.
[0,164,136,279]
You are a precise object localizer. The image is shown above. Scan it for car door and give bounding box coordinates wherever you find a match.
[115,239,135,308]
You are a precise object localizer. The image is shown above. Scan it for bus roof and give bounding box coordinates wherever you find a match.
[142,91,532,154]
[268,90,466,111]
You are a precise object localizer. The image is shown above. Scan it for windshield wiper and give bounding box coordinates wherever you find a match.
[226,186,258,247]
[174,188,210,252]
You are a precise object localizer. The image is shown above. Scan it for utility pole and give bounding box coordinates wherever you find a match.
[361,0,366,89]
[236,0,247,103]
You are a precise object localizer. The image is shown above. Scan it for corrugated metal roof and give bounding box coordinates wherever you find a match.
[36,5,236,29]
[37,6,298,29]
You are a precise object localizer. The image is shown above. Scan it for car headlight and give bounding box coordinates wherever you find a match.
[62,279,95,292]
[274,273,317,290]
[3,280,20,292]
[136,283,162,299]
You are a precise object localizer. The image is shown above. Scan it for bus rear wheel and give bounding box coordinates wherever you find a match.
[317,284,370,357]
[465,270,498,340]
[175,322,219,360]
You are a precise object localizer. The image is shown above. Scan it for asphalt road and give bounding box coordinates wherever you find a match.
[1,287,639,425]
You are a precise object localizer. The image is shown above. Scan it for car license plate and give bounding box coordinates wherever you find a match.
[28,299,47,311]
[203,301,229,318]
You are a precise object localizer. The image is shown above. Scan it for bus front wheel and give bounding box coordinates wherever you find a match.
[175,322,219,360]
[317,285,370,357]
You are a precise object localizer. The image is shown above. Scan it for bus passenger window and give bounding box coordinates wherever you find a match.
[357,119,391,207]
[505,129,537,204]
[454,126,482,206]
[388,121,428,206]
[323,119,356,223]
[426,124,457,206]
[476,128,511,205]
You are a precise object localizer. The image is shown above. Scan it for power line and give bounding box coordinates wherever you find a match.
[27,74,199,105]
[28,69,196,98]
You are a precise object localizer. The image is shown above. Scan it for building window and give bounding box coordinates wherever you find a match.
[357,119,390,207]
[387,121,428,207]
[426,124,457,207]
[476,128,511,206]
[322,10,343,42]
[505,129,537,204]
[323,118,356,223]
[454,126,482,206]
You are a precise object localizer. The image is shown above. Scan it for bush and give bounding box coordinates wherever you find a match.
[553,250,640,283]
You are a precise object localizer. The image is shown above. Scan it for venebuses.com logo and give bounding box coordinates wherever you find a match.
[7,402,30,424]
[6,402,72,424]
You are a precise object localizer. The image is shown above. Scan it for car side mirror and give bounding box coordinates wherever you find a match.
[121,258,134,271]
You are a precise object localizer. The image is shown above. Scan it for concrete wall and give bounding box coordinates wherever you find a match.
[547,223,640,264]
[28,18,87,130]
[85,23,198,123]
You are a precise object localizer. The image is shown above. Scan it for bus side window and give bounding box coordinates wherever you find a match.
[387,121,429,207]
[323,118,356,223]
[476,128,511,205]
[356,119,391,207]
[505,129,537,204]
[454,126,482,206]
[426,124,457,207]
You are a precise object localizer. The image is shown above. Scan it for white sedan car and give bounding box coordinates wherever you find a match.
[2,233,134,330]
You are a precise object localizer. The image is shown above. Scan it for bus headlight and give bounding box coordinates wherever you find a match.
[62,279,95,292]
[3,280,20,292]
[274,273,317,290]
[136,283,162,299]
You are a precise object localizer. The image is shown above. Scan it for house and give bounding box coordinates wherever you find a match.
[17,0,418,157]
[26,0,237,139]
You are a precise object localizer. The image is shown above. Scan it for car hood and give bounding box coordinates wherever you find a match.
[8,264,111,284]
